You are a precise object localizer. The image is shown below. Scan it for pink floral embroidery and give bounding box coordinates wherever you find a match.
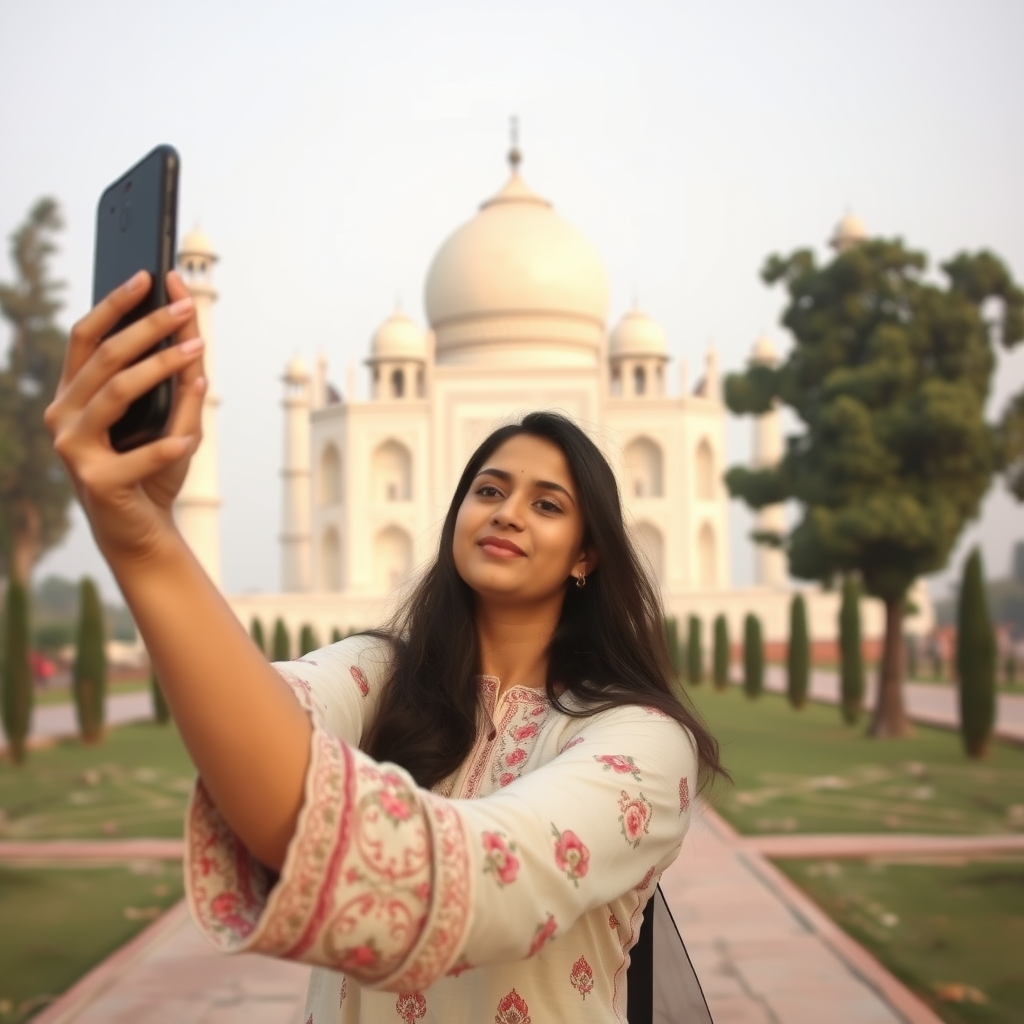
[209,892,256,936]
[641,706,672,720]
[339,978,347,1005]
[528,913,557,956]
[594,754,642,781]
[499,772,515,788]
[396,992,427,1022]
[530,705,547,716]
[679,776,690,815]
[551,825,590,887]
[350,664,369,696]
[511,722,539,742]
[482,831,520,886]
[495,989,531,1024]
[609,911,619,929]
[376,773,415,823]
[570,955,594,999]
[305,1016,313,1024]
[562,735,585,752]
[506,747,527,767]
[446,958,472,977]
[636,864,658,893]
[337,941,381,972]
[618,790,653,848]
[295,657,318,666]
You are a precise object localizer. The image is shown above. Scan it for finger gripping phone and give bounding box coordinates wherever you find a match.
[93,144,180,452]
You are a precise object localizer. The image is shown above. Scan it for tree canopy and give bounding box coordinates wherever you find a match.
[0,199,73,583]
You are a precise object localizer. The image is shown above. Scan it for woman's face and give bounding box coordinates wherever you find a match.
[453,434,593,605]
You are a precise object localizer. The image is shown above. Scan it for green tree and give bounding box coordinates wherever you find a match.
[839,577,865,725]
[0,200,74,585]
[151,666,170,725]
[787,594,809,709]
[956,548,996,758]
[1,577,32,763]
[299,624,319,656]
[725,240,1023,737]
[743,613,764,699]
[272,618,290,661]
[713,614,730,690]
[686,615,703,685]
[331,627,344,643]
[250,616,266,655]
[72,577,106,743]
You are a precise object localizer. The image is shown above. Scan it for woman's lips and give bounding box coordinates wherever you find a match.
[478,536,525,558]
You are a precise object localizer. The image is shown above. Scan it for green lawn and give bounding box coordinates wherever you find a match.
[0,723,195,841]
[686,684,1024,835]
[0,862,184,1024]
[776,857,1024,1024]
[33,679,151,708]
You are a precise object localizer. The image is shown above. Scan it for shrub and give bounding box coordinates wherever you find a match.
[742,613,763,699]
[956,548,996,758]
[1,578,33,764]
[713,614,730,690]
[331,627,344,644]
[299,624,319,656]
[787,593,809,709]
[73,577,106,743]
[250,616,266,655]
[272,618,290,662]
[839,577,864,725]
[151,666,170,725]
[686,615,703,685]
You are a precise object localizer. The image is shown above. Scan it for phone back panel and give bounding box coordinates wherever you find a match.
[93,145,179,450]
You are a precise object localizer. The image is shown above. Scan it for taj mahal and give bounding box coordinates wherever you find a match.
[171,141,931,650]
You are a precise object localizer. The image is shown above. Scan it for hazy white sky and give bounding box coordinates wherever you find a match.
[2,0,1022,602]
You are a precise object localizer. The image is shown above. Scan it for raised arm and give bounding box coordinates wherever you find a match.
[45,271,311,870]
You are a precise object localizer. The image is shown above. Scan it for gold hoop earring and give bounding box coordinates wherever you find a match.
[576,572,587,589]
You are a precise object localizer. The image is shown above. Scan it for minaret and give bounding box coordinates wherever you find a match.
[281,357,312,592]
[174,229,223,588]
[750,337,787,587]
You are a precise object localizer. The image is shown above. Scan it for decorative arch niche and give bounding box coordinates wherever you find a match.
[374,525,412,591]
[695,439,715,501]
[321,525,341,591]
[624,436,664,499]
[634,521,665,585]
[372,440,412,502]
[698,522,716,588]
[319,443,341,507]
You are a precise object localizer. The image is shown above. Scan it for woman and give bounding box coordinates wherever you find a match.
[46,270,725,1023]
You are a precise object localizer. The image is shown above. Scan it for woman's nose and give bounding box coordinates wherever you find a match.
[491,499,524,530]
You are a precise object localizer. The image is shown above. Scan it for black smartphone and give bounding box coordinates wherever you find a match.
[93,144,180,452]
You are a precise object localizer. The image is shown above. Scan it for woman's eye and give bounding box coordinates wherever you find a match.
[536,498,563,513]
[477,485,502,497]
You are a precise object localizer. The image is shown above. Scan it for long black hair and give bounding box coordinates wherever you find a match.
[364,411,727,791]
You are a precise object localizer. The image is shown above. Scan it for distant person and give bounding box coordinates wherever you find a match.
[46,270,724,1022]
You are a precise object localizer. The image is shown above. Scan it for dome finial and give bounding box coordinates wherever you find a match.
[508,115,522,172]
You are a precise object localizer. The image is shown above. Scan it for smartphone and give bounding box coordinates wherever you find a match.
[93,144,180,452]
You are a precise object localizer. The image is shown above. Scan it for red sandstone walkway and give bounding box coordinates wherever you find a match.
[4,805,966,1024]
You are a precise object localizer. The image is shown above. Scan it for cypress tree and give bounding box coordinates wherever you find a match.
[743,613,764,699]
[299,624,318,656]
[331,627,344,644]
[956,548,996,758]
[272,618,290,662]
[787,593,809,709]
[250,616,266,655]
[686,615,703,685]
[1,578,33,764]
[150,665,170,725]
[839,577,864,725]
[1006,650,1017,687]
[905,634,919,680]
[73,577,106,743]
[713,614,730,690]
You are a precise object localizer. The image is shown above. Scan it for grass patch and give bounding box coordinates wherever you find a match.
[0,722,195,840]
[33,679,151,708]
[687,684,1024,835]
[0,861,183,1024]
[775,857,1024,1024]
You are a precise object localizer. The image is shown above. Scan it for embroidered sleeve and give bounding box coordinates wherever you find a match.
[185,702,694,990]
[271,633,392,747]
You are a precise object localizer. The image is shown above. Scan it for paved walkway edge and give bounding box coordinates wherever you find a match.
[0,839,184,862]
[702,807,946,1024]
[29,901,191,1024]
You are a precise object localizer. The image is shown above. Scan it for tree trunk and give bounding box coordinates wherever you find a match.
[868,596,913,737]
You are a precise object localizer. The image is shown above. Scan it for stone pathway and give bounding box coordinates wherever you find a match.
[5,804,961,1024]
[0,692,154,753]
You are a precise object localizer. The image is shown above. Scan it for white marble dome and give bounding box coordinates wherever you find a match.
[285,355,309,380]
[609,306,668,358]
[830,212,868,252]
[750,335,777,365]
[179,227,215,258]
[424,167,610,367]
[370,309,425,361]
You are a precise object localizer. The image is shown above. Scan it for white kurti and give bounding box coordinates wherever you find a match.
[185,634,696,1023]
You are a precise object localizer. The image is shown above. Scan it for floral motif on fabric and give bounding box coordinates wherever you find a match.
[561,735,585,752]
[396,992,427,1022]
[506,747,527,767]
[640,705,673,720]
[305,1015,313,1024]
[446,958,472,978]
[551,825,590,887]
[528,913,558,956]
[209,892,257,936]
[295,657,318,666]
[609,911,619,929]
[481,687,548,790]
[618,790,653,849]
[495,988,531,1024]
[339,977,346,1005]
[637,864,658,894]
[511,722,539,743]
[275,668,316,713]
[570,955,595,999]
[372,770,417,825]
[499,772,515,788]
[350,664,369,697]
[594,754,642,782]
[679,776,690,815]
[482,831,520,886]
